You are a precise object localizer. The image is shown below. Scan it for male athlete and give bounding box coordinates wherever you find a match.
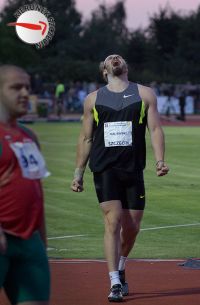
[71,54,169,302]
[0,65,50,305]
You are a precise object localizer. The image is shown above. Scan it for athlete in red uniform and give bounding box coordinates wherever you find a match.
[0,65,50,305]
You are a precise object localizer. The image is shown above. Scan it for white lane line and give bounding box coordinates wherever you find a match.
[48,234,87,240]
[49,258,185,264]
[141,223,200,231]
[48,248,70,252]
[47,223,200,241]
[41,141,76,146]
[50,259,106,263]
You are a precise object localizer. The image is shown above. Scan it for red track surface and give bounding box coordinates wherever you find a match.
[160,115,200,126]
[1,259,199,305]
[50,259,200,305]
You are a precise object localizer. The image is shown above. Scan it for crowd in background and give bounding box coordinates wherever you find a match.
[31,73,200,119]
[31,73,100,114]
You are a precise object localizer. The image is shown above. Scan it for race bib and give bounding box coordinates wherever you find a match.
[10,141,50,179]
[104,121,132,147]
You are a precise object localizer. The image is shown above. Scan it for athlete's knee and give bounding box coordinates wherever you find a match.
[132,221,141,235]
[105,214,121,235]
[122,221,141,238]
[132,221,142,238]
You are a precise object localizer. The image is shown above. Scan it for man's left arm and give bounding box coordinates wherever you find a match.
[143,87,169,176]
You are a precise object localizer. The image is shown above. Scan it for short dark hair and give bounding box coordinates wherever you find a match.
[0,65,28,87]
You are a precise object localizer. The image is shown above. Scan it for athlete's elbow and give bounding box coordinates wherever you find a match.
[83,136,93,144]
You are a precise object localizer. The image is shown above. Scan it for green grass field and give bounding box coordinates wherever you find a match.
[30,123,200,259]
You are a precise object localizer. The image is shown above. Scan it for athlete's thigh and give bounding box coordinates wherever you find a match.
[121,209,144,232]
[100,200,122,216]
[100,200,123,232]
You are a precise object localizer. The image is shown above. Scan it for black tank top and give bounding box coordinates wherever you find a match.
[89,82,147,173]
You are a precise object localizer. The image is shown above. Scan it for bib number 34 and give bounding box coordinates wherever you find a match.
[10,141,50,179]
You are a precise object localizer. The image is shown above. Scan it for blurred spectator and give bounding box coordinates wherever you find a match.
[162,86,176,117]
[177,90,186,121]
[66,83,78,112]
[77,86,87,109]
[88,82,97,93]
[150,81,160,95]
[32,73,43,94]
[55,80,65,117]
[55,80,65,99]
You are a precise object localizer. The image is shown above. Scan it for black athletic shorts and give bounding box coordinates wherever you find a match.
[93,167,145,210]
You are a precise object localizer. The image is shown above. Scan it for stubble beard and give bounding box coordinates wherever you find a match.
[112,66,124,76]
[9,101,28,120]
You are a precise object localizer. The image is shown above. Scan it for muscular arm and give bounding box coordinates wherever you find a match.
[71,92,96,191]
[139,85,169,176]
[76,106,94,170]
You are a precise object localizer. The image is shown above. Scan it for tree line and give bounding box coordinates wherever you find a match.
[1,0,200,84]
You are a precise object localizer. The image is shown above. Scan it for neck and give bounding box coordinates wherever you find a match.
[107,74,129,92]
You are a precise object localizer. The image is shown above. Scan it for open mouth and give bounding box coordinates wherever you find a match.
[19,100,28,107]
[112,61,120,67]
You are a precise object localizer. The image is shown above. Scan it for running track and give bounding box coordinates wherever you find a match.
[160,115,200,126]
[0,259,200,305]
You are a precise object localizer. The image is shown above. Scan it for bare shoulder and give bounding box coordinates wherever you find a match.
[138,84,157,108]
[84,90,97,111]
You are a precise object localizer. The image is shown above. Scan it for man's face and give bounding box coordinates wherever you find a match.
[0,69,30,118]
[103,54,128,77]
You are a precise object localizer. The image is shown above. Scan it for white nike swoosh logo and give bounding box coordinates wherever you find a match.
[123,94,134,98]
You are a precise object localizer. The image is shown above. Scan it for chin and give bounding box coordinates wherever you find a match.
[113,66,123,76]
[18,109,28,117]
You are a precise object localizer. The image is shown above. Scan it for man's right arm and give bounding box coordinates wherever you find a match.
[71,92,96,192]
